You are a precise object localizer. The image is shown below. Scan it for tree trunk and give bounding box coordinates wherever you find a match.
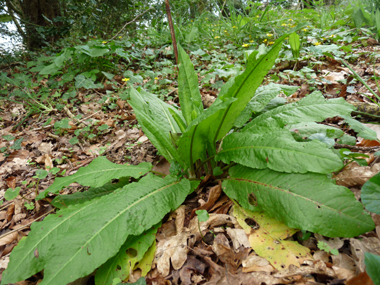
[18,0,63,50]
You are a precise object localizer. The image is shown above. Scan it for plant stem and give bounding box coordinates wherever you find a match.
[150,170,166,177]
[339,58,380,103]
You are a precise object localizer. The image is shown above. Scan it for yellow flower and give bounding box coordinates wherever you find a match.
[122,78,130,82]
[249,40,254,43]
[291,25,296,28]
[233,26,237,29]
[302,28,308,32]
[282,23,287,26]
[263,39,267,42]
[288,19,293,21]
[329,35,335,38]
[224,30,227,32]
[242,43,249,48]
[191,20,193,22]
[268,41,275,45]
[267,33,273,37]
[314,42,321,46]
[118,36,122,39]
[102,41,107,44]
[322,37,326,40]
[214,36,220,39]
[154,77,159,80]
[307,25,311,28]
[256,15,260,18]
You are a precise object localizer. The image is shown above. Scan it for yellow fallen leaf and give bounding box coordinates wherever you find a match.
[232,203,312,270]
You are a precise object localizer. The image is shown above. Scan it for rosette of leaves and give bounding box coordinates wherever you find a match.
[2,35,375,285]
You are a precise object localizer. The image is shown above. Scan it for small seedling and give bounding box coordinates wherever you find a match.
[317,241,339,255]
[195,209,209,242]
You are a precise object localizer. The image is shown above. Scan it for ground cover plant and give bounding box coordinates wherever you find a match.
[1,0,380,284]
[0,36,376,285]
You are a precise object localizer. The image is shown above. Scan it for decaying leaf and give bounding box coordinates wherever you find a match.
[334,162,380,187]
[232,204,312,270]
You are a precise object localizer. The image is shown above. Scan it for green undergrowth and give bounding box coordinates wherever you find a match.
[2,31,378,285]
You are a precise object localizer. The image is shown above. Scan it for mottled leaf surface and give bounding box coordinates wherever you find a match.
[37,157,151,199]
[95,223,159,285]
[2,175,194,285]
[361,171,380,214]
[177,44,203,125]
[217,131,343,174]
[243,92,355,133]
[223,165,374,237]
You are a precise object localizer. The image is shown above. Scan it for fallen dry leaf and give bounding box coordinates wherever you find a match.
[233,204,312,270]
[0,232,18,246]
[334,162,380,187]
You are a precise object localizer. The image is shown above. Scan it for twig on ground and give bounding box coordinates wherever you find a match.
[334,143,380,151]
[0,209,55,240]
[107,8,153,42]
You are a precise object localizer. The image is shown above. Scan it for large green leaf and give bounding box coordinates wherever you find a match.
[365,252,380,285]
[341,115,378,141]
[242,91,355,133]
[37,157,151,199]
[51,178,129,209]
[95,223,159,285]
[211,34,288,142]
[285,122,344,139]
[177,44,203,125]
[177,97,237,169]
[129,88,186,168]
[0,14,12,22]
[361,171,380,214]
[217,130,343,174]
[2,174,195,285]
[234,83,297,128]
[223,165,375,237]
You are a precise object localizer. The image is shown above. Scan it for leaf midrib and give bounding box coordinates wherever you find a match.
[3,201,95,281]
[219,144,339,162]
[43,180,181,284]
[230,177,373,227]
[213,37,285,142]
[48,165,149,191]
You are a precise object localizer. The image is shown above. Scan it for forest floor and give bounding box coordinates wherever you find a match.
[1,35,380,284]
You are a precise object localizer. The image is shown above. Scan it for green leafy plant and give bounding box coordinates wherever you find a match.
[2,36,375,285]
[365,252,380,285]
[289,32,301,59]
[317,241,339,255]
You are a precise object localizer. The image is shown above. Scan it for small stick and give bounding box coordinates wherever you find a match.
[165,0,178,65]
[334,143,380,151]
[0,209,55,240]
[107,7,153,42]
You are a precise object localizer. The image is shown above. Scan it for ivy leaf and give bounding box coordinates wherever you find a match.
[195,210,209,222]
[365,252,380,284]
[361,171,380,214]
[4,187,20,201]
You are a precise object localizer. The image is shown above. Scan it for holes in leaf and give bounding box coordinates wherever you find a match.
[317,205,321,209]
[248,193,258,207]
[126,248,137,258]
[245,218,259,229]
[116,264,121,270]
